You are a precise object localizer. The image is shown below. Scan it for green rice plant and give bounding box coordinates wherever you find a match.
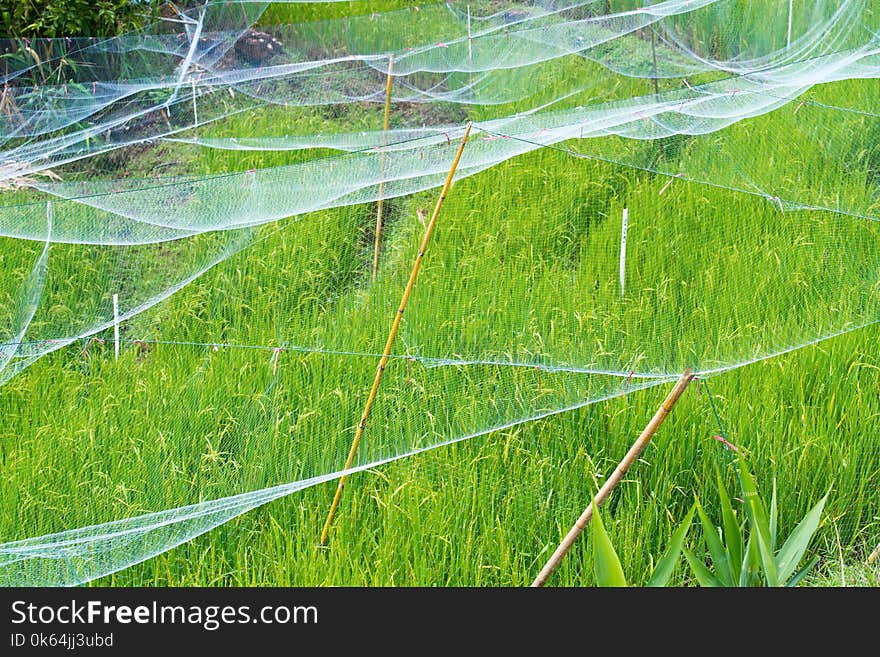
[683,459,829,587]
[2,5,879,585]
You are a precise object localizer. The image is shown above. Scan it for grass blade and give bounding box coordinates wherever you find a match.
[785,556,820,587]
[770,478,778,552]
[776,492,829,583]
[682,547,722,587]
[591,502,627,587]
[739,536,763,587]
[695,497,733,586]
[647,503,696,587]
[717,470,743,583]
[738,458,778,586]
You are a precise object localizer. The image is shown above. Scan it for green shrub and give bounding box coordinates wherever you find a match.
[1,0,161,38]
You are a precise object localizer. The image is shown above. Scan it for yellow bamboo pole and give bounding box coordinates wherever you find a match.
[868,543,879,566]
[320,122,473,545]
[372,55,395,281]
[531,368,694,587]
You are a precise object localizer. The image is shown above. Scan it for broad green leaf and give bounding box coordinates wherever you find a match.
[770,478,778,552]
[776,491,829,583]
[682,547,722,587]
[785,556,820,587]
[738,459,778,586]
[591,503,627,587]
[717,470,743,582]
[739,536,763,587]
[695,498,733,586]
[647,504,696,587]
[747,504,779,586]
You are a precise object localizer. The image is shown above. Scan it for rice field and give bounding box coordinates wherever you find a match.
[0,1,878,587]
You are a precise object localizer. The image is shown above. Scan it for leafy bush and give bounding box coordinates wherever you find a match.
[683,460,829,587]
[588,455,828,587]
[1,0,161,38]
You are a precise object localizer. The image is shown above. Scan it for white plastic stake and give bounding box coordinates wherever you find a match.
[191,79,198,128]
[620,207,628,296]
[787,0,793,48]
[467,5,473,62]
[113,293,120,362]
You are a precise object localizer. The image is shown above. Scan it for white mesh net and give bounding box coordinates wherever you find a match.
[0,0,878,585]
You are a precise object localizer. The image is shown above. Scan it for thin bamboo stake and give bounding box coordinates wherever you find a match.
[868,543,880,566]
[619,207,628,296]
[531,368,694,587]
[320,122,473,545]
[372,55,395,281]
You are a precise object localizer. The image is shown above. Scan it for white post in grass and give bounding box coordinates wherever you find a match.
[113,293,120,362]
[191,79,198,128]
[467,5,473,62]
[620,207,628,296]
[787,0,793,48]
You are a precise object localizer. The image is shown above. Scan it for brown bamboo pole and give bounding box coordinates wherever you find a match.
[868,543,880,566]
[531,368,694,587]
[320,122,473,545]
[372,55,395,281]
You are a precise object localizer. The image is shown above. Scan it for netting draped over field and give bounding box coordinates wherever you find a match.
[2,0,874,180]
[0,1,879,585]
